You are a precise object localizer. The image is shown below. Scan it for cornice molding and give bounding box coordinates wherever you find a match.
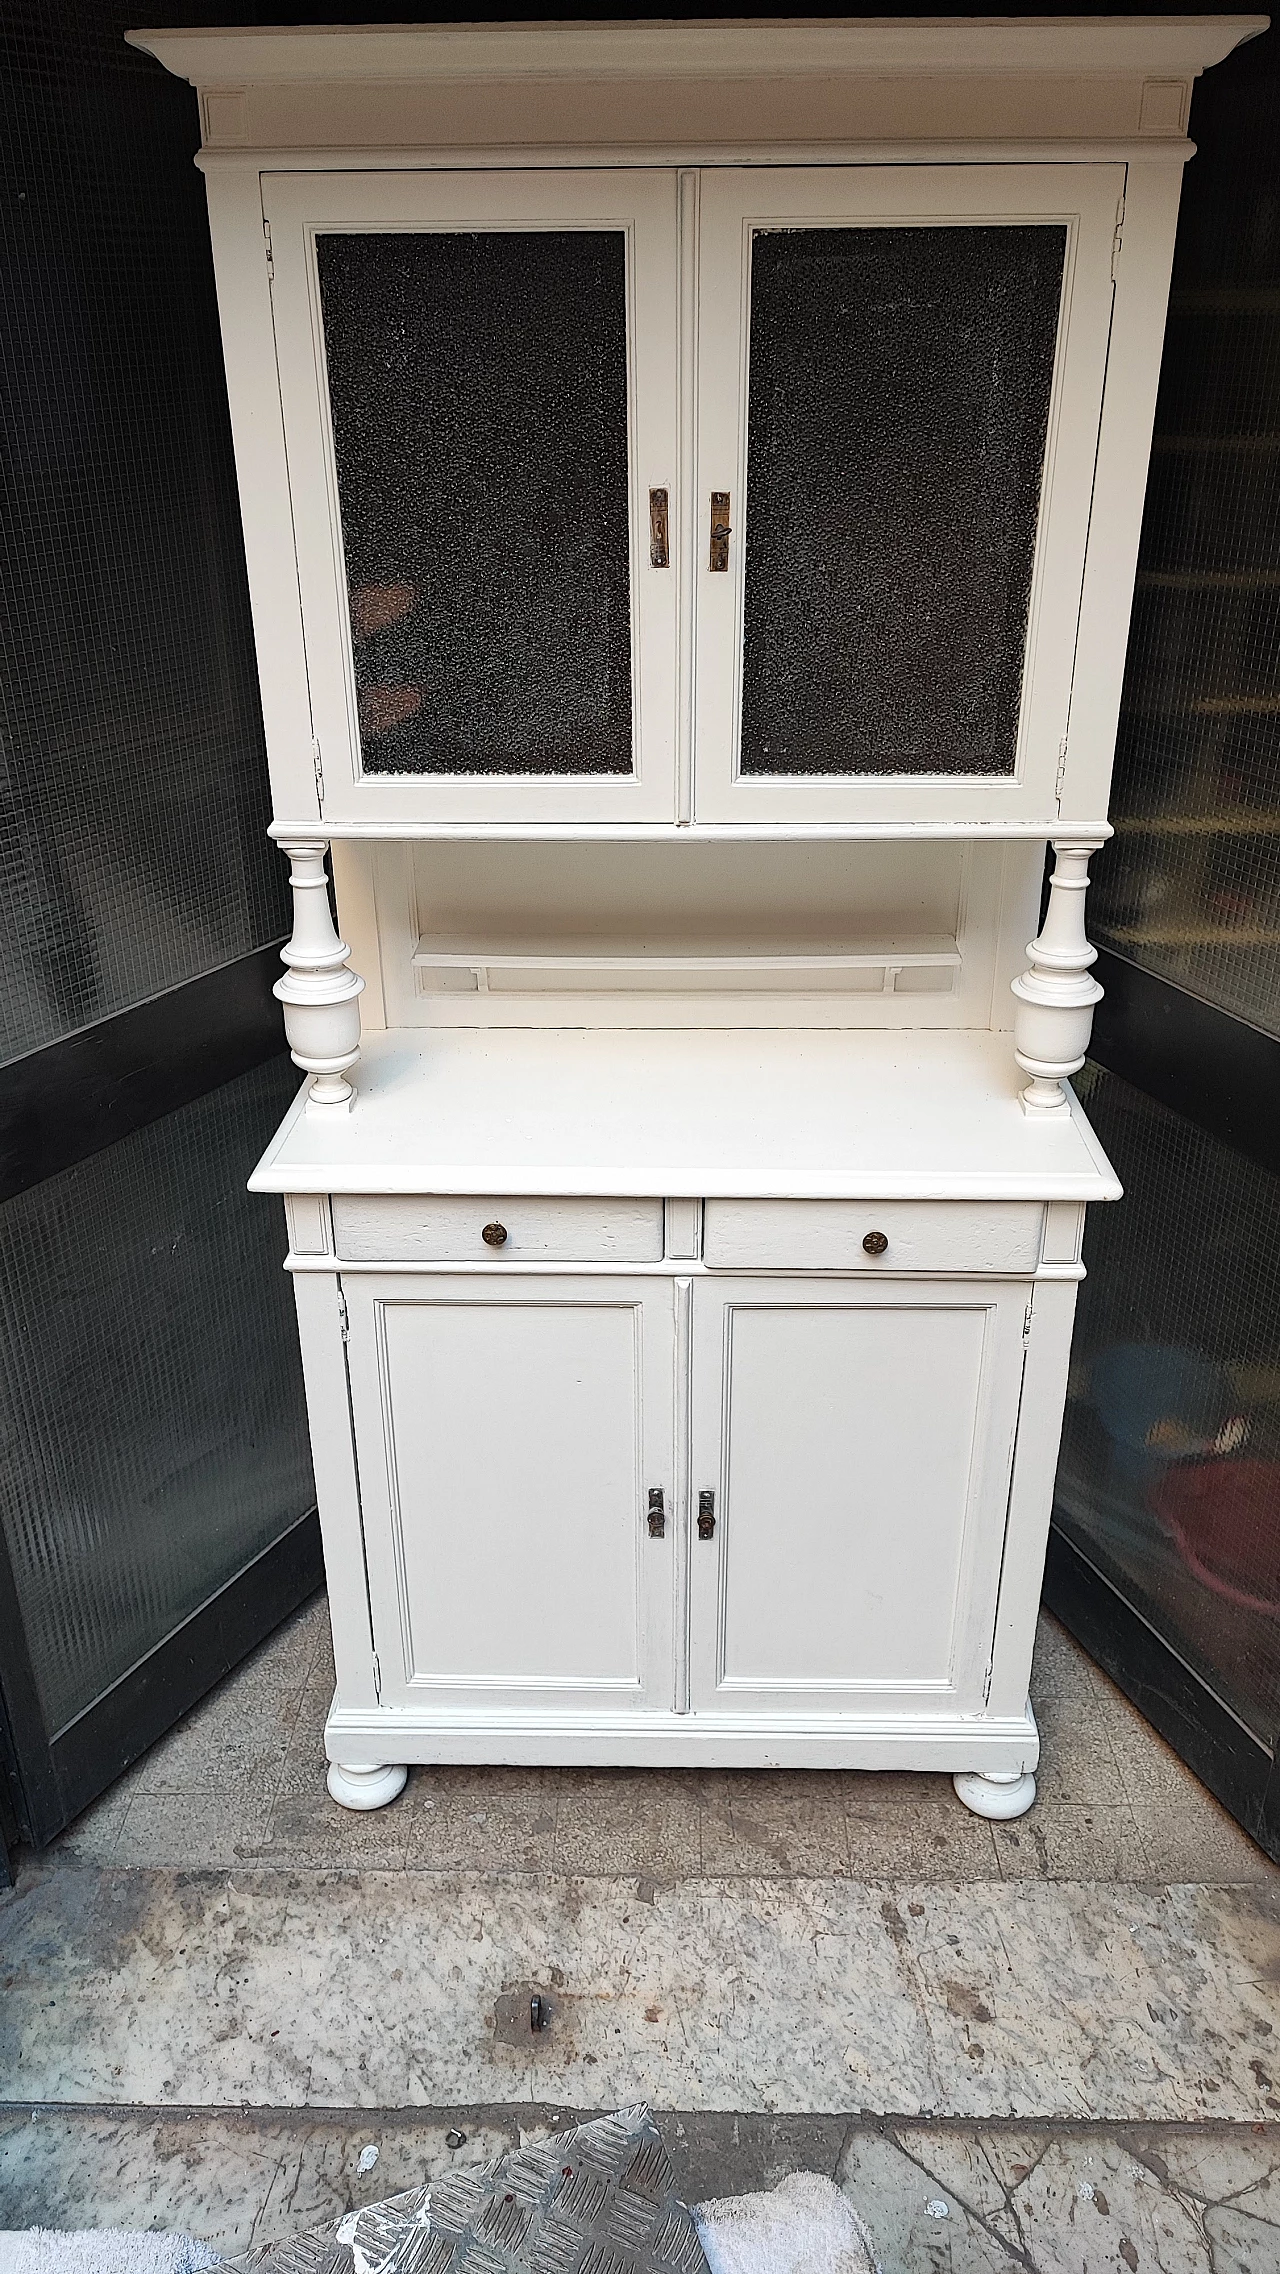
[125,16,1268,90]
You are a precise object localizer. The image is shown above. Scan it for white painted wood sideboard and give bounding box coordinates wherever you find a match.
[134,14,1263,1816]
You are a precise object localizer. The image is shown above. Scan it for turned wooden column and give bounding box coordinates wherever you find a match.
[274,838,365,1111]
[1011,839,1106,1115]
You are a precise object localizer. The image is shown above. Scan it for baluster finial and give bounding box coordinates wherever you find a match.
[274,837,365,1112]
[1011,839,1105,1115]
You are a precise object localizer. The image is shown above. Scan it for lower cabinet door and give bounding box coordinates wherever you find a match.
[689,1277,1028,1715]
[344,1275,676,1714]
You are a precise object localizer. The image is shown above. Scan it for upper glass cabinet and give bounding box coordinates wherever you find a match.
[267,163,1120,827]
[694,166,1123,823]
[267,170,680,823]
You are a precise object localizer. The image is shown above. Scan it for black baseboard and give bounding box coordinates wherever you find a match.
[23,1511,324,1847]
[1090,946,1280,1177]
[0,940,287,1204]
[1043,1523,1280,1864]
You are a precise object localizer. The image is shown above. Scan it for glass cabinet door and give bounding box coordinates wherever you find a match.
[266,171,679,823]
[691,166,1123,823]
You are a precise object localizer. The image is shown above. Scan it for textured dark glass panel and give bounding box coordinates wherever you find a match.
[1056,1064,1280,1749]
[740,225,1065,777]
[0,2,287,1063]
[1091,49,1280,1032]
[317,229,634,777]
[0,1054,313,1737]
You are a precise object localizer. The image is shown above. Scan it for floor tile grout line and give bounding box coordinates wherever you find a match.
[5,2099,1280,2136]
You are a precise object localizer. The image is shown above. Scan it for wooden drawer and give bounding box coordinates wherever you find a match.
[702,1199,1044,1274]
[331,1194,664,1263]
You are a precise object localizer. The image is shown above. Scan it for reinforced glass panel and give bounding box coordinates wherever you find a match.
[1056,1064,1280,1750]
[317,229,634,777]
[1090,60,1280,1031]
[0,3,286,1064]
[0,1055,313,1737]
[739,224,1066,777]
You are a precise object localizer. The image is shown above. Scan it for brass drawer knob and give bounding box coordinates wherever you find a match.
[482,1221,509,1248]
[862,1230,889,1255]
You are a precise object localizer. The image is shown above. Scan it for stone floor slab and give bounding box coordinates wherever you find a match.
[4,1866,1280,2122]
[4,2108,1280,2270]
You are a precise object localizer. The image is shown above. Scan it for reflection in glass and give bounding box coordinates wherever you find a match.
[1056,1065,1280,1749]
[739,224,1066,777]
[1090,244,1280,1031]
[317,229,634,777]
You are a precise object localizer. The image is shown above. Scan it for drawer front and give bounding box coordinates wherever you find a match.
[702,1200,1044,1274]
[331,1194,664,1263]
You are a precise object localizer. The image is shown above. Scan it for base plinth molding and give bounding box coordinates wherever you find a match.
[952,1767,1037,1820]
[326,1760,409,1811]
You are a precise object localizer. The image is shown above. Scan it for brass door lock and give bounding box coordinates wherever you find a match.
[709,493,731,572]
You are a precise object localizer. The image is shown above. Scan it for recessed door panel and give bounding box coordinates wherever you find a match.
[693,165,1122,823]
[345,1276,675,1709]
[690,1279,1027,1711]
[267,171,680,823]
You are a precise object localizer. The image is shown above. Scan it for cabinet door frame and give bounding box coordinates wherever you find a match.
[689,1274,1029,1715]
[265,168,681,825]
[691,163,1124,825]
[343,1272,678,1715]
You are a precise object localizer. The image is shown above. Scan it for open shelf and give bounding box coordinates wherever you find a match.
[250,1027,1120,1201]
[412,933,962,997]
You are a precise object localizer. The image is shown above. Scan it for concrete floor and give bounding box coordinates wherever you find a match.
[3,1598,1280,2269]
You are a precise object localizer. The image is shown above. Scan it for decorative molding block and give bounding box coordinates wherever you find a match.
[1011,840,1105,1116]
[201,87,248,144]
[275,838,366,1112]
[1139,78,1191,134]
[284,1191,333,1257]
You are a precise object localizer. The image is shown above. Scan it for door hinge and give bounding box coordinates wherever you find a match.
[1055,736,1069,801]
[372,1651,382,1702]
[1023,1297,1035,1343]
[263,217,274,279]
[312,737,324,804]
[1111,195,1125,281]
[337,1286,349,1343]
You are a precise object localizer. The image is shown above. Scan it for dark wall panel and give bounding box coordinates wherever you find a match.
[0,1053,313,1739]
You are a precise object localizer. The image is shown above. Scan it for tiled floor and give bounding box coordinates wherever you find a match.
[56,1593,1276,1886]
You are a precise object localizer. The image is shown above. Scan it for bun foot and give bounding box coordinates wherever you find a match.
[326,1760,409,1811]
[952,1768,1037,1821]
